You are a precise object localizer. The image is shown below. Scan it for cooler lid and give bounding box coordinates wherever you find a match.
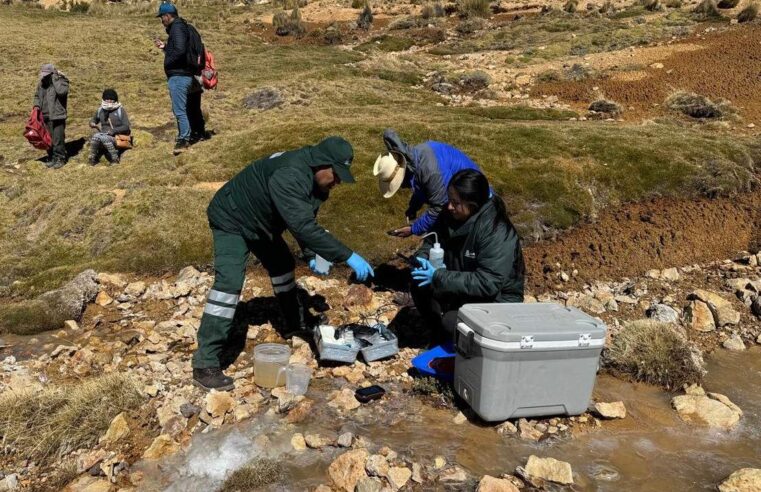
[457,303,606,343]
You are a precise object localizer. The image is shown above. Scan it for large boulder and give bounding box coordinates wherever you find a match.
[671,388,742,430]
[328,449,369,492]
[689,290,741,327]
[646,304,679,324]
[684,300,716,332]
[0,270,98,335]
[719,468,761,492]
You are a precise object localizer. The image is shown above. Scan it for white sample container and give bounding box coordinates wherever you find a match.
[454,303,606,421]
[314,254,332,274]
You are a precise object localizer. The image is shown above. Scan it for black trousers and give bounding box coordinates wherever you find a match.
[410,284,460,345]
[187,88,205,137]
[45,119,66,161]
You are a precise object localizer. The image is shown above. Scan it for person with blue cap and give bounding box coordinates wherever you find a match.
[154,2,208,155]
[192,136,375,391]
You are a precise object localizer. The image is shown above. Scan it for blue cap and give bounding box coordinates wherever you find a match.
[156,2,178,17]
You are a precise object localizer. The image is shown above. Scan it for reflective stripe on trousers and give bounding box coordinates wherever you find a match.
[271,271,296,294]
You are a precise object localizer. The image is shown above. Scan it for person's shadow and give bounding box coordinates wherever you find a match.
[35,137,86,163]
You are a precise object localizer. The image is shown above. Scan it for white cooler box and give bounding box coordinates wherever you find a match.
[454,303,606,422]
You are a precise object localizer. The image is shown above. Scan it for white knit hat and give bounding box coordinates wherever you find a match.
[373,153,406,198]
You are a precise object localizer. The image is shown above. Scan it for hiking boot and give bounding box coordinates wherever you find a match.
[49,158,66,169]
[173,139,191,155]
[193,368,234,391]
[189,130,212,144]
[88,156,98,166]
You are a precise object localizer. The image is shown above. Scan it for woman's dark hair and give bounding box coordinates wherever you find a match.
[448,169,512,231]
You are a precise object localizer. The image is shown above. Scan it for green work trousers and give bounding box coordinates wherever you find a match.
[192,227,304,369]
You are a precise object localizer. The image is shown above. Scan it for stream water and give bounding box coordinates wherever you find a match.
[134,347,761,491]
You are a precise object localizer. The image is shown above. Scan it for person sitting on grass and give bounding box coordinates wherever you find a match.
[410,169,525,344]
[88,88,131,165]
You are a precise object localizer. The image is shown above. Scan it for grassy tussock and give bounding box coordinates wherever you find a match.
[738,2,759,21]
[693,0,722,17]
[589,98,623,117]
[0,374,143,465]
[666,90,736,119]
[604,320,706,389]
[458,0,490,18]
[716,0,739,8]
[219,460,284,491]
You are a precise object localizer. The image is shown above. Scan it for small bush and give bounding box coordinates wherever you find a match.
[565,63,594,81]
[351,0,364,7]
[604,320,706,390]
[323,24,343,44]
[219,459,284,491]
[357,4,373,29]
[458,70,490,91]
[69,1,89,13]
[455,17,485,34]
[0,374,143,465]
[421,2,445,18]
[273,7,306,36]
[458,0,490,18]
[717,0,739,8]
[564,0,579,13]
[537,70,562,83]
[693,0,722,17]
[273,11,289,30]
[666,90,736,119]
[738,2,758,20]
[389,16,419,29]
[589,98,623,117]
[642,0,660,11]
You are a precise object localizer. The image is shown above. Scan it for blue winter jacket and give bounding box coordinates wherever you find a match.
[383,129,484,236]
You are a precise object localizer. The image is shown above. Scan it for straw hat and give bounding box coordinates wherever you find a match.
[373,153,406,198]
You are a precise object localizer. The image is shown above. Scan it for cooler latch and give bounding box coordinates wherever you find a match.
[578,333,591,347]
[520,336,534,349]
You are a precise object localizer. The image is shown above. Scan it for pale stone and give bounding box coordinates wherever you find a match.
[291,433,307,451]
[690,289,741,326]
[125,281,146,297]
[63,476,111,492]
[719,468,761,492]
[723,334,746,351]
[97,272,127,287]
[594,401,627,419]
[142,434,180,459]
[433,456,447,469]
[518,418,543,441]
[337,432,353,447]
[386,467,412,490]
[0,475,18,492]
[356,477,383,492]
[440,466,468,482]
[205,390,235,418]
[647,304,679,323]
[496,420,517,435]
[101,412,130,443]
[685,300,716,332]
[672,392,742,430]
[660,268,680,281]
[453,411,468,424]
[646,269,661,279]
[95,291,113,306]
[328,388,361,411]
[566,293,605,314]
[524,455,574,485]
[477,475,521,492]
[305,433,333,449]
[64,319,80,330]
[328,449,370,492]
[365,454,389,477]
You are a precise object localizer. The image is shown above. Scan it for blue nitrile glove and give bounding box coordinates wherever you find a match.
[309,258,330,276]
[346,252,375,282]
[412,257,441,287]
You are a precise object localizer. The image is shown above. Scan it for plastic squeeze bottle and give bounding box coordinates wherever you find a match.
[423,232,445,269]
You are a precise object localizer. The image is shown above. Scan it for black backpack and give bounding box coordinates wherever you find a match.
[186,22,206,76]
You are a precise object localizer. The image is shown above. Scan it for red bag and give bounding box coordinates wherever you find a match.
[24,107,51,150]
[201,48,218,90]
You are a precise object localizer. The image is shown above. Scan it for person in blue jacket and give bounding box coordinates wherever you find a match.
[374,128,486,238]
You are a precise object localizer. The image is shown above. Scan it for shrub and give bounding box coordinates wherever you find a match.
[458,70,490,91]
[351,0,364,7]
[219,460,284,491]
[421,2,445,18]
[458,0,490,18]
[717,0,739,8]
[666,90,736,119]
[0,374,143,464]
[273,10,289,30]
[455,17,485,33]
[357,4,373,29]
[604,320,706,390]
[273,7,306,36]
[738,2,758,20]
[565,63,594,81]
[564,0,579,13]
[389,16,419,29]
[323,24,343,44]
[693,0,722,17]
[589,98,623,116]
[642,0,660,11]
[537,70,562,83]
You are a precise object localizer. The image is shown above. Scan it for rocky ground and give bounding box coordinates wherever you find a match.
[1,248,761,491]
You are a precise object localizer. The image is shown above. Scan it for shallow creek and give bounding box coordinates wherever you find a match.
[134,347,761,491]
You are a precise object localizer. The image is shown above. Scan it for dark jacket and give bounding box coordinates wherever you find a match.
[90,106,131,135]
[164,18,193,78]
[384,129,483,235]
[416,198,525,303]
[207,142,354,264]
[33,74,69,121]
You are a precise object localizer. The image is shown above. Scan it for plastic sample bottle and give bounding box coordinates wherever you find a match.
[422,232,445,269]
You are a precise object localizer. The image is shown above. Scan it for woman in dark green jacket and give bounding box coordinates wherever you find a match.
[411,169,525,342]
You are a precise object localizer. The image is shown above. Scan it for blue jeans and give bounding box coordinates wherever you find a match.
[168,76,193,141]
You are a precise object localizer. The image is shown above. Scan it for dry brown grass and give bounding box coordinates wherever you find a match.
[219,459,284,491]
[604,320,706,390]
[0,374,143,465]
[738,2,759,21]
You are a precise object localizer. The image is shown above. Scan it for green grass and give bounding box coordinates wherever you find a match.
[0,3,758,296]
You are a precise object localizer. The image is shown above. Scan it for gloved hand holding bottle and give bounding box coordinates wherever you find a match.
[346,252,375,282]
[412,257,444,287]
[309,258,330,276]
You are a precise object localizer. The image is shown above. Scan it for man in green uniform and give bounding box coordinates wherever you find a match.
[193,136,375,391]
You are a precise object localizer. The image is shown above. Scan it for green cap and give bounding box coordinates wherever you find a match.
[311,136,355,184]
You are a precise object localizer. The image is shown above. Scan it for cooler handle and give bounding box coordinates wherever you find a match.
[456,322,475,359]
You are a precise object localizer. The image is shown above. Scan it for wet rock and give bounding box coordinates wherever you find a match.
[647,304,679,323]
[672,390,742,430]
[328,449,370,492]
[751,296,761,318]
[496,420,517,435]
[689,290,741,326]
[142,434,180,459]
[162,415,187,437]
[412,462,424,483]
[365,454,390,477]
[100,412,130,444]
[433,456,447,470]
[343,284,374,308]
[180,403,201,418]
[234,404,254,422]
[286,398,314,424]
[594,401,627,419]
[387,466,412,490]
[685,300,716,332]
[305,433,333,449]
[440,465,468,483]
[719,468,761,492]
[477,475,520,492]
[523,455,574,485]
[205,391,235,419]
[518,418,543,441]
[356,476,383,492]
[337,432,354,447]
[64,319,80,330]
[329,388,361,411]
[291,433,307,451]
[41,268,100,315]
[243,88,283,110]
[723,334,746,351]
